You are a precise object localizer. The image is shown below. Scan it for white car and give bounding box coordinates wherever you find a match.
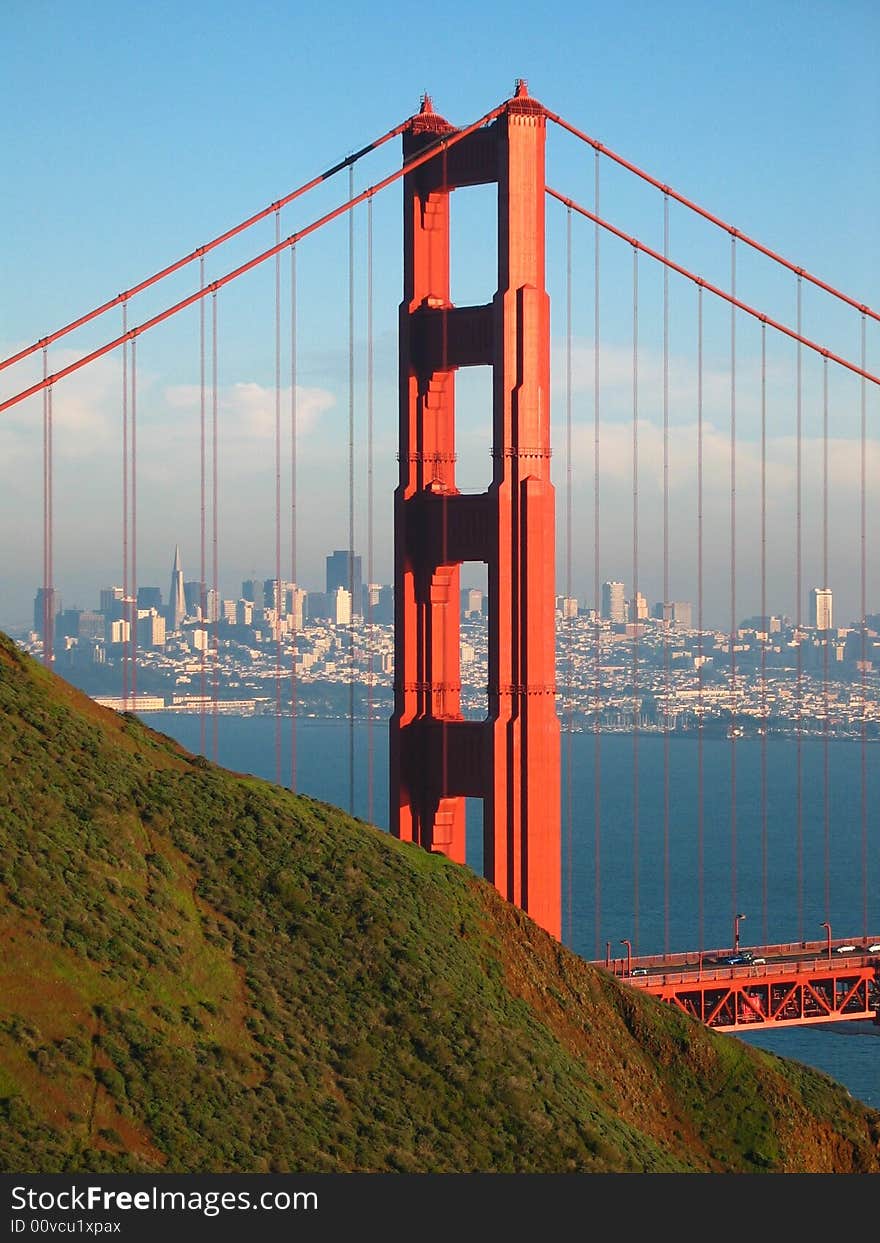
[866,943,880,954]
[834,944,856,954]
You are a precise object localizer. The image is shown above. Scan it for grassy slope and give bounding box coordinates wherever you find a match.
[0,631,878,1174]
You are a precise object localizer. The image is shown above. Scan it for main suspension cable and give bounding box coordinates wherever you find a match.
[2,103,509,417]
[543,190,879,387]
[1,116,415,375]
[544,110,880,324]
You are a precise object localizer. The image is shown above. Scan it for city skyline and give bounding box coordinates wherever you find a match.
[21,539,871,644]
[1,7,877,638]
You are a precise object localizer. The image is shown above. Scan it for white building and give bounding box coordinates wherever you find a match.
[602,581,626,624]
[811,587,832,631]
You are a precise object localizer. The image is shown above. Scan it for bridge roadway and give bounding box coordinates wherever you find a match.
[594,937,880,1031]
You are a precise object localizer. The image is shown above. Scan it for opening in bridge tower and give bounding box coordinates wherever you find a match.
[390,82,561,940]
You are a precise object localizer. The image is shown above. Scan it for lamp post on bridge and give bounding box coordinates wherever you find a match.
[734,912,746,954]
[605,941,611,969]
[621,939,632,978]
[820,920,832,963]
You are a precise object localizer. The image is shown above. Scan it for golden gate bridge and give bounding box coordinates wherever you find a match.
[1,81,877,1031]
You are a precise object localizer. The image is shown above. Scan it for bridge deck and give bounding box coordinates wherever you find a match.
[594,937,880,1031]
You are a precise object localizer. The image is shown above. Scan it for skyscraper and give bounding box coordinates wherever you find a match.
[184,580,204,617]
[331,586,352,625]
[168,545,187,631]
[99,586,124,616]
[601,580,626,624]
[811,587,832,631]
[137,586,163,611]
[33,587,61,640]
[630,592,648,622]
[326,550,362,617]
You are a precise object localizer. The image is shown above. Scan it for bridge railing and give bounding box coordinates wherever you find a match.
[601,935,880,982]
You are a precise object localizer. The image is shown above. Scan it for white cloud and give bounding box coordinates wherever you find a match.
[163,381,334,442]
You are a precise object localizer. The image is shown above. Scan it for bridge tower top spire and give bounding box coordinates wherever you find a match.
[411,92,455,137]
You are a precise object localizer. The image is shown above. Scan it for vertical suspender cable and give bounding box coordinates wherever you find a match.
[860,316,867,938]
[348,165,356,816]
[564,206,573,947]
[730,236,737,929]
[822,356,830,922]
[275,210,283,786]
[796,275,803,941]
[662,193,670,956]
[440,144,450,828]
[761,322,768,946]
[200,257,207,756]
[290,245,299,794]
[632,245,640,953]
[367,196,375,826]
[211,290,219,763]
[131,336,138,703]
[593,149,601,959]
[47,383,53,669]
[122,304,129,707]
[42,349,49,665]
[697,286,704,951]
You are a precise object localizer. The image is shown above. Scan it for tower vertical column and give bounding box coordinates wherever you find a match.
[485,88,560,938]
[390,97,467,863]
[390,85,560,938]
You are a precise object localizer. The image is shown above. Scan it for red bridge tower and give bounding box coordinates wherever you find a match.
[390,83,561,939]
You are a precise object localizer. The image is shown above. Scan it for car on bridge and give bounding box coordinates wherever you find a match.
[834,944,856,954]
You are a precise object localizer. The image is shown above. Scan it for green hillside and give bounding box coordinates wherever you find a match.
[1,630,878,1173]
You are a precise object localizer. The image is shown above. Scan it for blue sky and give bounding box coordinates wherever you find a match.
[1,0,877,627]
